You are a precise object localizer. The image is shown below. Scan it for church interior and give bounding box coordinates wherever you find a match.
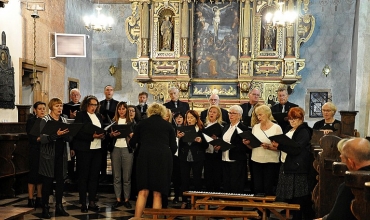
[1,0,370,219]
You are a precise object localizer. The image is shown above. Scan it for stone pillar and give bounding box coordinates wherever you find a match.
[340,111,358,136]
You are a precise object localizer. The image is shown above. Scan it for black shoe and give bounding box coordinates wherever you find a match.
[27,198,35,208]
[81,205,88,213]
[123,201,132,209]
[42,204,51,219]
[112,201,122,208]
[55,203,69,216]
[89,202,100,212]
[34,197,41,209]
[172,198,179,204]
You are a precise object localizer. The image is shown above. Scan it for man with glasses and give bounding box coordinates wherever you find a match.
[271,87,298,131]
[200,93,230,124]
[99,85,119,183]
[316,138,370,220]
[240,88,260,127]
[62,88,81,119]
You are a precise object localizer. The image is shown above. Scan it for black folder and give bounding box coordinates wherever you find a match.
[170,107,182,114]
[209,139,235,151]
[272,112,288,123]
[238,130,262,148]
[268,134,297,148]
[39,120,83,137]
[29,118,42,137]
[177,125,198,142]
[63,103,80,113]
[111,124,132,138]
[203,123,223,137]
[81,123,105,135]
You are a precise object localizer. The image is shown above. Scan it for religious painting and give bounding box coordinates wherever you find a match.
[192,1,240,79]
[191,82,239,98]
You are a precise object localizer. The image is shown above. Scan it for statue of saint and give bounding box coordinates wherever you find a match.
[161,16,173,51]
[263,22,275,50]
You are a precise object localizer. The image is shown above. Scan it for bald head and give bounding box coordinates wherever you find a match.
[341,138,370,170]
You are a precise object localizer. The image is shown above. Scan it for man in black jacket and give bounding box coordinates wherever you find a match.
[240,88,260,127]
[99,85,119,182]
[270,87,298,131]
[136,91,148,119]
[164,87,189,116]
[317,138,370,220]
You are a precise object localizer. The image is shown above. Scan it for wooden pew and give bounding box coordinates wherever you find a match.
[183,191,275,210]
[345,170,370,220]
[0,133,29,198]
[195,199,299,220]
[0,207,34,220]
[142,208,259,220]
[312,135,344,217]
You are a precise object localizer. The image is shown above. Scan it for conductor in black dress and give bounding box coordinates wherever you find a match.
[129,103,177,218]
[270,87,298,131]
[99,85,119,181]
[164,87,190,117]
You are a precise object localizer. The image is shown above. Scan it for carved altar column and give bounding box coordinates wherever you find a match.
[340,111,358,136]
[242,1,251,57]
[141,2,150,57]
[180,0,189,56]
[285,0,294,57]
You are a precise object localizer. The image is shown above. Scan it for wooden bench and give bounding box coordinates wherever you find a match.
[183,191,276,210]
[0,207,34,220]
[143,208,259,220]
[345,170,370,220]
[195,199,299,220]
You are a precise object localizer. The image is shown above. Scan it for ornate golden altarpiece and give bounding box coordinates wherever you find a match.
[125,0,314,110]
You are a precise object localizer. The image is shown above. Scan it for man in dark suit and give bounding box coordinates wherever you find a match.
[164,87,189,116]
[98,85,119,182]
[200,93,230,124]
[62,88,81,183]
[240,88,260,127]
[62,88,81,119]
[136,91,148,119]
[270,87,298,131]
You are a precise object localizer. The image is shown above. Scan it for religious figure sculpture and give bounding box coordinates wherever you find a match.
[161,15,173,51]
[203,2,231,40]
[263,22,275,50]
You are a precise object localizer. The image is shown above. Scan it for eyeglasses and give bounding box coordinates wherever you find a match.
[209,99,219,102]
[288,118,299,121]
[250,93,260,97]
[129,109,135,112]
[228,112,238,115]
[322,109,332,112]
[89,103,98,106]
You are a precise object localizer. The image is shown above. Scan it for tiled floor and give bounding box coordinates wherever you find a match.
[0,191,140,220]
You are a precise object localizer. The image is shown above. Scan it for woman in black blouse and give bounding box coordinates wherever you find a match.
[313,102,341,135]
[26,101,46,208]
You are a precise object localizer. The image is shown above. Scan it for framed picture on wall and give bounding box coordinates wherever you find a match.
[68,77,79,93]
[309,92,330,118]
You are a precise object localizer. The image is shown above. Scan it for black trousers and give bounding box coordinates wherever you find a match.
[204,153,222,192]
[75,148,102,205]
[41,153,65,205]
[251,161,280,196]
[180,160,204,201]
[222,160,246,193]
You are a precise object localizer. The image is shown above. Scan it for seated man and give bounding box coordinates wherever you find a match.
[316,138,370,220]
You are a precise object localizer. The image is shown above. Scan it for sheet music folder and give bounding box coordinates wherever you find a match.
[63,103,80,113]
[272,112,288,123]
[81,123,105,135]
[29,118,42,137]
[111,124,132,138]
[177,125,198,142]
[238,131,262,148]
[38,120,83,137]
[209,139,235,151]
[203,123,223,137]
[268,134,297,147]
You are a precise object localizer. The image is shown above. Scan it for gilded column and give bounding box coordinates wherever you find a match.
[141,2,149,57]
[286,0,294,56]
[242,1,250,56]
[181,0,189,56]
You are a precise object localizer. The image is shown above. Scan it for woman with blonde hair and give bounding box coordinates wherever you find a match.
[243,104,282,196]
[129,103,177,217]
[313,102,341,135]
